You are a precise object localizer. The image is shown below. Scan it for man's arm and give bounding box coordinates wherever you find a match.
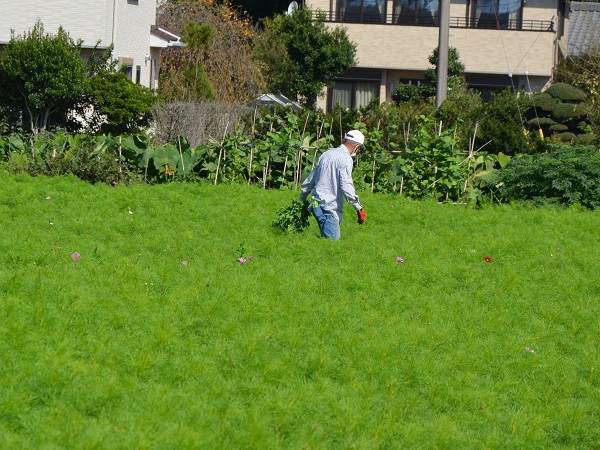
[299,169,316,202]
[339,162,363,211]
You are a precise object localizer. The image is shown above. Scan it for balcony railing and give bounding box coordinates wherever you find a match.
[318,11,554,32]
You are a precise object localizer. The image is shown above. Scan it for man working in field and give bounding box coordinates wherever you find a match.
[299,130,366,240]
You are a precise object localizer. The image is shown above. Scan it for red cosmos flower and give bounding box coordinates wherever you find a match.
[485,256,492,263]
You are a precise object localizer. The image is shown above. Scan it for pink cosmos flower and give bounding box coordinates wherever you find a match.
[71,252,81,261]
[247,255,253,261]
[396,257,404,263]
[238,258,247,264]
[485,256,492,263]
[112,181,119,186]
[46,196,51,200]
[181,260,189,266]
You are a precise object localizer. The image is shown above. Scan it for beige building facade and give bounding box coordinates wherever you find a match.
[0,0,182,89]
[306,0,566,110]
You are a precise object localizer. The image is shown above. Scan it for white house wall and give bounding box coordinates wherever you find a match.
[0,0,115,45]
[0,0,158,88]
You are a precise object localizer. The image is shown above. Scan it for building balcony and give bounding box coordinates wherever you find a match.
[318,11,554,32]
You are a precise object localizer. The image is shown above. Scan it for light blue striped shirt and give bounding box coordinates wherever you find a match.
[299,144,363,221]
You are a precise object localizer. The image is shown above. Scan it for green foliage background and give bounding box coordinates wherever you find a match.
[0,20,86,134]
[253,8,357,108]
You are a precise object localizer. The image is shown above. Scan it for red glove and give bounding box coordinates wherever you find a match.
[357,209,366,224]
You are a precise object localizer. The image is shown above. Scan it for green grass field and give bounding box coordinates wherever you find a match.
[1,172,599,449]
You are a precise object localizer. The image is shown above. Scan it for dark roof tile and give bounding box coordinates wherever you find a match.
[568,1,600,55]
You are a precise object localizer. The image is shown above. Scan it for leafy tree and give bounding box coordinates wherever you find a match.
[393,46,465,105]
[556,46,600,138]
[253,7,357,109]
[557,46,600,98]
[476,88,532,155]
[434,82,482,148]
[157,0,265,103]
[86,71,156,135]
[0,20,86,135]
[423,46,465,90]
[179,22,216,101]
[50,43,155,135]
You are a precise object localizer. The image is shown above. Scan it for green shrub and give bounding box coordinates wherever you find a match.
[530,92,557,112]
[528,117,556,128]
[0,132,120,184]
[476,89,531,156]
[497,144,600,209]
[549,124,569,132]
[574,134,595,144]
[42,146,120,184]
[552,103,589,122]
[553,132,576,142]
[392,83,423,104]
[546,82,587,102]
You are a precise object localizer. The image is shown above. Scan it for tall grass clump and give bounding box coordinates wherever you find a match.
[0,172,599,449]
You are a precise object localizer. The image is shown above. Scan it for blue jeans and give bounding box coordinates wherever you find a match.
[311,206,340,240]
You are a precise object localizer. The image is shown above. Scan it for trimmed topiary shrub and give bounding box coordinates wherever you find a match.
[552,103,589,122]
[546,82,587,102]
[554,132,576,142]
[574,134,595,144]
[549,124,569,132]
[497,144,600,209]
[530,92,557,112]
[528,117,556,128]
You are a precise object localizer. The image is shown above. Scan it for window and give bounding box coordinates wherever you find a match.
[469,0,522,29]
[393,0,439,25]
[136,65,141,84]
[329,81,379,110]
[338,0,387,23]
[121,65,133,81]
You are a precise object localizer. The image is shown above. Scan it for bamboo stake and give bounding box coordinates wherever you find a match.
[404,122,411,147]
[312,147,319,170]
[144,151,149,184]
[302,113,309,137]
[370,120,381,192]
[248,145,254,186]
[214,147,223,186]
[214,123,229,186]
[282,154,288,186]
[312,121,325,170]
[118,135,123,178]
[178,136,185,174]
[399,175,404,196]
[248,108,257,185]
[296,149,302,189]
[263,153,269,189]
[371,158,376,193]
[463,123,479,193]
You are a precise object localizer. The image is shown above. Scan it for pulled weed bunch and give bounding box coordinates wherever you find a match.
[272,199,311,233]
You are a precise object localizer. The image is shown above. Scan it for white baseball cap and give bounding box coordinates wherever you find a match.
[344,130,365,148]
